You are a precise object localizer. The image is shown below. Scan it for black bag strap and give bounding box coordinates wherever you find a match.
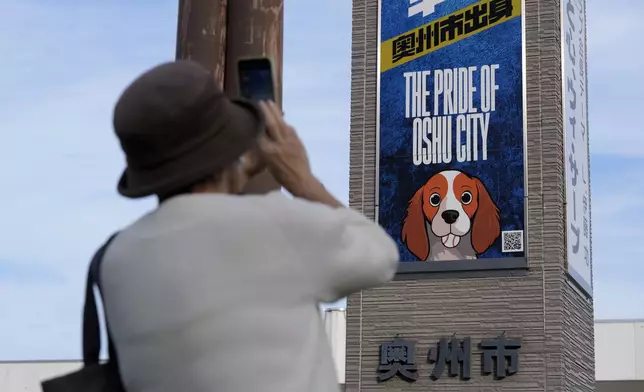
[82,233,120,367]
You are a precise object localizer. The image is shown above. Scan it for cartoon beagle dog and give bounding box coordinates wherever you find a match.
[401,170,501,261]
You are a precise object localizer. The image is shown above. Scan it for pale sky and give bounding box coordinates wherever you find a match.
[0,0,642,361]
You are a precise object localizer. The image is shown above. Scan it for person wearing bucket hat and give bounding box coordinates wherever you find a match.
[113,60,267,199]
[96,60,400,392]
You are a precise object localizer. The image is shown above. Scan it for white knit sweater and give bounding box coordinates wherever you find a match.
[100,192,399,392]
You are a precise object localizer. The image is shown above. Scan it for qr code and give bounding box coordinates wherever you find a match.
[502,230,524,252]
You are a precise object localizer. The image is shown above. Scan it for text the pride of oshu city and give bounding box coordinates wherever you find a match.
[404,64,500,166]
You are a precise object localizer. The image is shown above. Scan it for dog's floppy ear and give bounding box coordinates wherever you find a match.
[401,186,430,260]
[471,178,501,254]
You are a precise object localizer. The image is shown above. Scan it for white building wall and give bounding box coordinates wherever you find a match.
[595,320,644,381]
[0,361,81,392]
[635,321,644,380]
[324,308,347,384]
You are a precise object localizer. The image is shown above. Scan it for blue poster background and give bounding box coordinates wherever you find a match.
[378,0,525,262]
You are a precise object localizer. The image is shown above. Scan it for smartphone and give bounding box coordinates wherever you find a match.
[237,57,276,102]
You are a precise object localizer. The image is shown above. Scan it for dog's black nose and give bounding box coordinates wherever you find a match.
[441,210,459,224]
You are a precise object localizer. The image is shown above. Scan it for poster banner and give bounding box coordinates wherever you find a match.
[378,0,526,272]
[562,0,592,296]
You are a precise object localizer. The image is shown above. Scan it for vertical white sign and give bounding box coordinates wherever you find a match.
[562,0,592,296]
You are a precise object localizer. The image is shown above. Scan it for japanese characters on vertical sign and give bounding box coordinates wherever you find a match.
[377,333,522,383]
[562,0,592,296]
[378,0,527,273]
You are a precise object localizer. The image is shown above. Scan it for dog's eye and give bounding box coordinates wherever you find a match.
[429,193,441,206]
[461,191,473,205]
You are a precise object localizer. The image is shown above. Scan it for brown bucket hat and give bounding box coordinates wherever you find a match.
[113,60,264,198]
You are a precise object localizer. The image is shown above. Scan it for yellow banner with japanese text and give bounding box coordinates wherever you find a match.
[380,0,521,73]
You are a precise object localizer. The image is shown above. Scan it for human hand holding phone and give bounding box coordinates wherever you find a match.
[257,101,342,208]
[257,101,311,189]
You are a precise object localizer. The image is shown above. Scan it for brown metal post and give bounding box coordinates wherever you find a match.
[224,0,284,106]
[176,0,228,88]
[225,0,284,193]
[175,0,283,193]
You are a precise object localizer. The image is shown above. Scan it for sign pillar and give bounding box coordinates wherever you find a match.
[346,0,594,390]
